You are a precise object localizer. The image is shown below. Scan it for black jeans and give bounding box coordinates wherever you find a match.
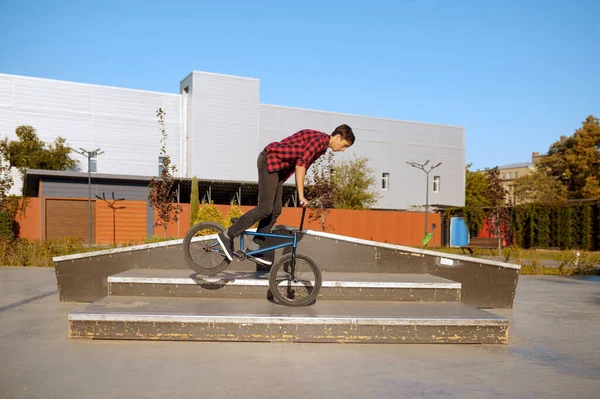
[228,151,284,244]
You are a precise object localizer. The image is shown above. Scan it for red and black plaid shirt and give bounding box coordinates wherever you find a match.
[264,129,330,180]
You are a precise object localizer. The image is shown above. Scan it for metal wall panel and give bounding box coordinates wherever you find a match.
[259,105,466,209]
[1,72,465,210]
[188,72,259,182]
[0,73,182,181]
[42,180,151,201]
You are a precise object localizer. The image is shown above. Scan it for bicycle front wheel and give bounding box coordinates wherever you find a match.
[269,253,322,307]
[183,222,230,275]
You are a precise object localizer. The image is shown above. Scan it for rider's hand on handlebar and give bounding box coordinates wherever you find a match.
[299,195,309,208]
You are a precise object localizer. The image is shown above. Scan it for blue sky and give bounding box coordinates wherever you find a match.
[1,0,598,171]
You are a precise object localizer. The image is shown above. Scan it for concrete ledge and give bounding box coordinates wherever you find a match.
[68,297,508,344]
[107,269,462,302]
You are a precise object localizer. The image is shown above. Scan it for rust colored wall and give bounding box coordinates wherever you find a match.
[96,200,147,245]
[182,204,441,247]
[275,208,441,247]
[152,203,192,238]
[17,199,441,247]
[45,198,96,244]
[13,197,42,240]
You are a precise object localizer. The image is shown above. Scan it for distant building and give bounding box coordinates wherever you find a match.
[498,152,544,204]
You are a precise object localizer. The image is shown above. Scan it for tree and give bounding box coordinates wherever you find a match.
[0,126,78,179]
[190,176,199,227]
[464,163,490,236]
[537,115,600,199]
[514,169,568,203]
[332,155,379,210]
[485,166,509,255]
[148,108,182,238]
[0,147,13,210]
[0,147,14,239]
[305,152,338,231]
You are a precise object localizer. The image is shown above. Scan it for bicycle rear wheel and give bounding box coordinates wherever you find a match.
[183,222,230,275]
[268,253,322,307]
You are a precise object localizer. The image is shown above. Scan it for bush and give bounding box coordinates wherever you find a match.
[558,250,600,276]
[0,236,85,267]
[224,202,244,228]
[0,211,13,239]
[193,201,225,226]
[510,202,600,251]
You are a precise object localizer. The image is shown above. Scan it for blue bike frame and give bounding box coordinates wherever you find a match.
[214,208,306,263]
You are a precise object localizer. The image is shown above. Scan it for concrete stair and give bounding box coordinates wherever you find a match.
[107,268,462,302]
[68,268,509,344]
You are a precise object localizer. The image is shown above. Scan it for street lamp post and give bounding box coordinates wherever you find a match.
[73,148,104,247]
[406,159,442,237]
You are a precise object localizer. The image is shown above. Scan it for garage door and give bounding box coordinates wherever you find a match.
[46,199,96,244]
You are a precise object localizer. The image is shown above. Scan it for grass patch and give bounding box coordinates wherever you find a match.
[418,244,600,276]
[0,235,183,267]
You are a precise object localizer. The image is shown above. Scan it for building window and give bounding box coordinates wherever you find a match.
[507,172,511,179]
[382,173,389,190]
[501,173,505,180]
[433,176,440,193]
[158,157,165,175]
[515,171,519,178]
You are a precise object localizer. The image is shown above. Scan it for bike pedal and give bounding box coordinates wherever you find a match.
[233,250,246,261]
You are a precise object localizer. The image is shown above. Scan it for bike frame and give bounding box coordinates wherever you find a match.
[210,208,307,269]
[240,207,306,264]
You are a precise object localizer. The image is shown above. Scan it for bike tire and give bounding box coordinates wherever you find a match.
[183,222,230,275]
[268,253,322,307]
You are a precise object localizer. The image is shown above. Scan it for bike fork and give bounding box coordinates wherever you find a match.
[290,231,298,277]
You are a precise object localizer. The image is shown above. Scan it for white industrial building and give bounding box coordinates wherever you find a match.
[0,71,466,210]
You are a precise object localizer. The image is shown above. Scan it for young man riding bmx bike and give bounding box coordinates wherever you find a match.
[217,124,355,265]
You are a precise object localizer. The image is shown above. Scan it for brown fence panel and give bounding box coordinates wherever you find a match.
[13,197,42,240]
[46,198,96,244]
[97,200,147,245]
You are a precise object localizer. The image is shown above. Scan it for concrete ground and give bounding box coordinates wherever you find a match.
[1,267,599,399]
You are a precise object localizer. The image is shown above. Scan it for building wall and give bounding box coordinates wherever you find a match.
[259,105,465,210]
[499,164,535,204]
[2,71,466,210]
[183,72,260,181]
[0,73,182,195]
[40,179,154,240]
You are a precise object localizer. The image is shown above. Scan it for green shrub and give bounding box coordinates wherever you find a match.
[224,202,244,228]
[190,176,199,227]
[0,211,13,239]
[193,201,225,226]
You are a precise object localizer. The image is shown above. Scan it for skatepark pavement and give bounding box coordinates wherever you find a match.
[1,266,599,399]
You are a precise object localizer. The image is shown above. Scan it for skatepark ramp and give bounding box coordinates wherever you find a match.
[55,228,519,344]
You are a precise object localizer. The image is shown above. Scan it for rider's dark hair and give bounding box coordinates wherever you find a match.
[331,124,355,145]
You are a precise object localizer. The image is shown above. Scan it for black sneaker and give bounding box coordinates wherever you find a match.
[248,253,272,266]
[217,231,234,261]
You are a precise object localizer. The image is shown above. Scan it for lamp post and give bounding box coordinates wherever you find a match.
[73,148,104,247]
[406,159,442,237]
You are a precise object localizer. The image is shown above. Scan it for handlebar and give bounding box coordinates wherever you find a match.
[299,207,307,231]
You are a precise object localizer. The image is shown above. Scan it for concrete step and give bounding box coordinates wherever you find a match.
[108,269,461,302]
[68,296,508,344]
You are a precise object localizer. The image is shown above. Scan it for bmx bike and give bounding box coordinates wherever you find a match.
[182,208,322,307]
